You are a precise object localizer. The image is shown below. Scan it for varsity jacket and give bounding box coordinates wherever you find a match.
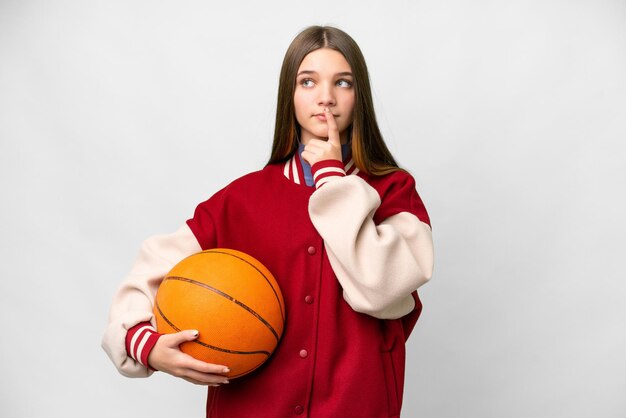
[102,152,434,418]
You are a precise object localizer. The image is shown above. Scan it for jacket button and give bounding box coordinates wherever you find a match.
[299,349,308,358]
[304,295,314,304]
[307,246,316,255]
[294,405,304,415]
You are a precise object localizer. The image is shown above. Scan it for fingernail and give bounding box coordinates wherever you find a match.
[191,330,199,337]
[223,367,230,373]
[223,380,230,384]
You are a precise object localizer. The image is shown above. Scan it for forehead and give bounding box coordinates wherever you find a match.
[298,48,352,73]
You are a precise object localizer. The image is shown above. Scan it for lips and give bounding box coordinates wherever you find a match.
[313,113,338,121]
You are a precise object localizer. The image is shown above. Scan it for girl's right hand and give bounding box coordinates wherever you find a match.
[147,330,230,386]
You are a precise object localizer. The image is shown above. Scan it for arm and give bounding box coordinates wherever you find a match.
[101,224,202,377]
[308,164,434,319]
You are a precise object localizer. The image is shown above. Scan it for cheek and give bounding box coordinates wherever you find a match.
[342,95,356,126]
[293,92,308,121]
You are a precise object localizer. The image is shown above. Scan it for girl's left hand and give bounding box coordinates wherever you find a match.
[301,108,342,166]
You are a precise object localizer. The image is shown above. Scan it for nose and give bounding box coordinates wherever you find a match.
[318,82,336,107]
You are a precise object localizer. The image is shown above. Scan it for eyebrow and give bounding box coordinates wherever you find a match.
[296,70,354,77]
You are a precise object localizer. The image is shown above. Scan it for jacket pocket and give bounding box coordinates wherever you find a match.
[382,348,400,417]
[206,386,220,417]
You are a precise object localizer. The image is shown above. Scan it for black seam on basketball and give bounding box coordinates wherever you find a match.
[163,275,281,343]
[155,300,182,332]
[201,250,285,324]
[192,340,270,357]
[155,301,270,356]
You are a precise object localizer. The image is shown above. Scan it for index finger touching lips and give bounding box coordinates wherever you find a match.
[324,107,340,143]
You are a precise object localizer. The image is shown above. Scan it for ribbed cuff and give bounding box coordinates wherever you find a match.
[311,159,346,189]
[125,322,162,370]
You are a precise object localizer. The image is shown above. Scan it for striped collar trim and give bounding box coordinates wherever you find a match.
[283,155,359,185]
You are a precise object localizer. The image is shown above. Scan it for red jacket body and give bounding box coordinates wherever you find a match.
[183,160,430,417]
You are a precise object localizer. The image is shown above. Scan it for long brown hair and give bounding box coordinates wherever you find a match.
[267,26,401,176]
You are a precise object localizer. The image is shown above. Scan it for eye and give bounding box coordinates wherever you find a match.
[299,78,315,88]
[337,79,353,88]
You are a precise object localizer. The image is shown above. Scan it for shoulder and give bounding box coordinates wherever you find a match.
[194,163,285,207]
[357,169,417,207]
[210,164,277,195]
[358,169,430,226]
[359,168,415,193]
[229,163,284,188]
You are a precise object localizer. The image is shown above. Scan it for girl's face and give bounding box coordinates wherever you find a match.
[294,48,355,145]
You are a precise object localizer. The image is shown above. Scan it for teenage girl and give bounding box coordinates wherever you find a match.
[102,25,434,418]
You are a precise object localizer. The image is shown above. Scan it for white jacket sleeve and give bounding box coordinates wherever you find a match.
[101,224,202,377]
[308,175,434,320]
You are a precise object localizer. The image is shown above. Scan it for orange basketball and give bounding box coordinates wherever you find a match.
[153,248,285,379]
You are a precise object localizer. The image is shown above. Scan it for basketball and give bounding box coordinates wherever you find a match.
[153,248,285,379]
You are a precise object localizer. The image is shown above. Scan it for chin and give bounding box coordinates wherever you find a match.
[304,127,330,138]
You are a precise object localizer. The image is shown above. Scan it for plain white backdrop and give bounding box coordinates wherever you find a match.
[1,0,625,417]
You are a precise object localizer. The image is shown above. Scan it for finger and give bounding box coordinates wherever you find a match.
[183,357,230,375]
[183,369,230,385]
[301,150,314,165]
[181,377,205,385]
[165,329,199,347]
[302,148,326,165]
[324,107,340,146]
[303,142,325,155]
[182,376,222,386]
[305,139,336,155]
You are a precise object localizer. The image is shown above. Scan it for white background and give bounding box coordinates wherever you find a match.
[1,1,625,417]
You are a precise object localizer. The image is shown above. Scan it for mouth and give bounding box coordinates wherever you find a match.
[313,113,338,120]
